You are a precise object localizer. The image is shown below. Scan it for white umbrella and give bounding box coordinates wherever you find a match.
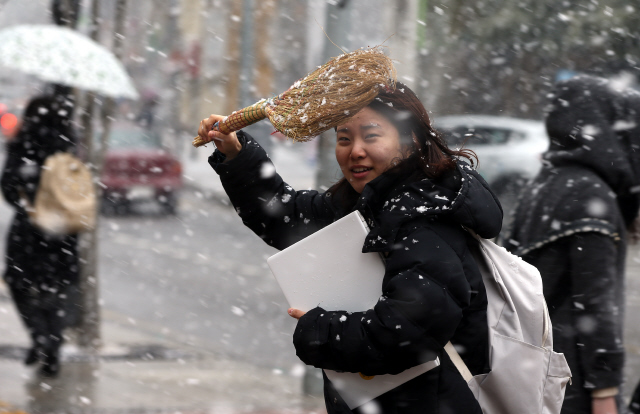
[0,24,139,99]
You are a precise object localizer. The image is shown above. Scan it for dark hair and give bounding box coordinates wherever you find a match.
[328,82,475,203]
[21,95,73,133]
[16,95,76,156]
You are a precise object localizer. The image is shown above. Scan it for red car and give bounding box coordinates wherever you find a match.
[100,124,182,215]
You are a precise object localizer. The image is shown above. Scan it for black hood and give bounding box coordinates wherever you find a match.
[544,74,640,197]
[15,95,76,164]
[358,162,503,253]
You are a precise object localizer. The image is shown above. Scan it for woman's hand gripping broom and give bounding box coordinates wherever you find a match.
[193,46,396,147]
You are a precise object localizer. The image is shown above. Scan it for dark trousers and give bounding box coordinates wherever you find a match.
[8,282,68,356]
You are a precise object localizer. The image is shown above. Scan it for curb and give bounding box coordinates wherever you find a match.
[0,344,198,363]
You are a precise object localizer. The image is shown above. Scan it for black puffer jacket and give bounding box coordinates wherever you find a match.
[2,102,79,290]
[508,75,640,413]
[210,131,503,414]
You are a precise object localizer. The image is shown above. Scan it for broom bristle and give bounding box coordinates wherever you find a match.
[192,46,396,147]
[267,46,396,142]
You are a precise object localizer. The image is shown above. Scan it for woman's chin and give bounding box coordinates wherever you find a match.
[347,178,368,194]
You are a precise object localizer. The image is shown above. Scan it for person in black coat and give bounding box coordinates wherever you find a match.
[507,75,640,414]
[197,83,503,413]
[1,95,79,377]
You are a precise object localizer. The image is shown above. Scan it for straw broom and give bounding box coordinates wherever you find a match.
[193,46,396,147]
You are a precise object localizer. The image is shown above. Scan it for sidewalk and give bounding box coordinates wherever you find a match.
[0,141,325,414]
[0,286,325,414]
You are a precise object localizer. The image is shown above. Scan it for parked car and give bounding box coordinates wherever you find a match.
[434,115,548,209]
[100,123,182,215]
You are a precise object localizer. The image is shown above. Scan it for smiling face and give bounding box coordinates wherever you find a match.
[335,107,407,193]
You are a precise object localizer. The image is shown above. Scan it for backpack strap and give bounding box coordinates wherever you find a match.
[444,341,473,382]
[542,298,551,348]
[446,226,478,382]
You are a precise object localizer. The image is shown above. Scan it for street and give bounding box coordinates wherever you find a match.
[97,189,300,372]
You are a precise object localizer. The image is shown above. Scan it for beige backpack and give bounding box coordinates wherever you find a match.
[445,229,572,414]
[26,152,97,235]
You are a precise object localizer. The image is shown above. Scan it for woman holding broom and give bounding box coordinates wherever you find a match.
[196,79,502,413]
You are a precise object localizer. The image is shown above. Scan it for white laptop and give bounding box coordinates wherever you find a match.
[267,211,440,409]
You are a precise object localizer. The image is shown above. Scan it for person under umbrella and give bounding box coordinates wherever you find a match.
[196,82,503,413]
[507,75,640,414]
[1,94,79,377]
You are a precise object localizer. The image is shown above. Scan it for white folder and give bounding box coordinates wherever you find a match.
[267,211,440,409]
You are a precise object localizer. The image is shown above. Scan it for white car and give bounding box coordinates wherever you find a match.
[434,115,549,206]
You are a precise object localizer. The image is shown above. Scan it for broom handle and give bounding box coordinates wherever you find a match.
[216,100,269,133]
[193,99,270,147]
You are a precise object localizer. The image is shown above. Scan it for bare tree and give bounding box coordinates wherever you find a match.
[418,0,640,119]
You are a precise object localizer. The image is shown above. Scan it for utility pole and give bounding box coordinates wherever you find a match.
[239,0,255,109]
[224,0,243,115]
[314,0,350,190]
[75,0,129,349]
[73,0,101,350]
[236,0,271,153]
[253,0,275,98]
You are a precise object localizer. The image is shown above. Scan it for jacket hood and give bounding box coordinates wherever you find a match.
[14,95,76,164]
[544,74,640,197]
[359,162,503,252]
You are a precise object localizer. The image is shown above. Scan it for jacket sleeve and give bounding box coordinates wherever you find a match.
[209,131,335,250]
[569,232,624,390]
[293,224,469,376]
